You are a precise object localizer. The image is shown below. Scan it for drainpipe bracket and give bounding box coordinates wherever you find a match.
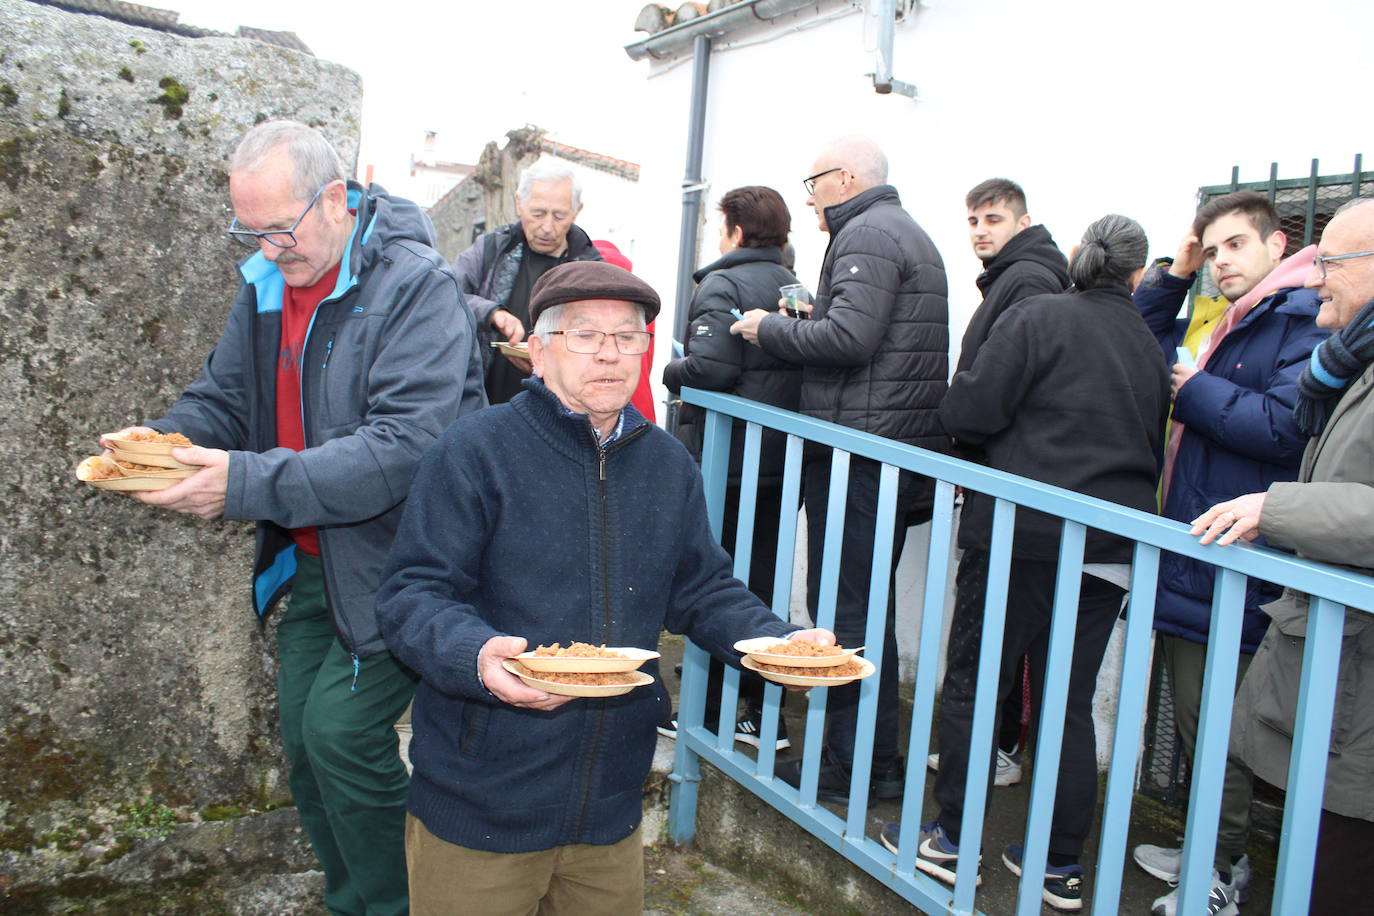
[867,73,918,98]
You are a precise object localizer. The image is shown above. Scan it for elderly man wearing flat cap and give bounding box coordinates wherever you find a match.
[376,260,834,915]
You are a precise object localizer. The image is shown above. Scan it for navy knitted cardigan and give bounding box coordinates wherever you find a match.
[376,377,796,852]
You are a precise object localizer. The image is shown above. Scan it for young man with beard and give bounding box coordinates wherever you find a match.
[1132,190,1328,915]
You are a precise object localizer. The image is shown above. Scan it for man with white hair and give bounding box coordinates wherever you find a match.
[733,135,950,803]
[377,260,835,914]
[451,160,604,403]
[100,119,486,915]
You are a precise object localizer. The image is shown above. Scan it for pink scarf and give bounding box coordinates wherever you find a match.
[1160,245,1317,504]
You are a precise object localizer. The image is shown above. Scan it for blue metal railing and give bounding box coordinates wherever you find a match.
[667,388,1374,916]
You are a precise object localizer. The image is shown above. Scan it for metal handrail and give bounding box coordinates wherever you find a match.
[668,387,1374,915]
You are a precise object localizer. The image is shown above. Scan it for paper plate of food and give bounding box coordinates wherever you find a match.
[514,642,660,673]
[103,430,198,470]
[490,341,530,361]
[502,658,654,698]
[75,455,189,491]
[733,637,865,669]
[740,654,875,688]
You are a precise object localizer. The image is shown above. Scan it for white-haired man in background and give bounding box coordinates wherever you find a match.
[451,160,604,403]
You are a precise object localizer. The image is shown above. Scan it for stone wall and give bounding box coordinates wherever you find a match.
[0,0,361,908]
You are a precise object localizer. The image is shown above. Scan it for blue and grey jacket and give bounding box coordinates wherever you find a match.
[149,181,487,658]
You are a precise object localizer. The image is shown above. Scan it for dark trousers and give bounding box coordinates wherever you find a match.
[999,655,1030,754]
[934,550,1123,858]
[277,554,417,916]
[1312,807,1374,912]
[1159,633,1255,869]
[704,481,787,722]
[803,454,914,765]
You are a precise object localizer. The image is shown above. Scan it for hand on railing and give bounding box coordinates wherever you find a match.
[1191,492,1266,546]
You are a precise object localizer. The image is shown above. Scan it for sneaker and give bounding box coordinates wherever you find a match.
[879,821,980,886]
[1002,844,1083,911]
[1133,846,1250,901]
[655,717,678,739]
[926,747,1023,787]
[733,711,790,751]
[1149,870,1241,916]
[777,750,904,803]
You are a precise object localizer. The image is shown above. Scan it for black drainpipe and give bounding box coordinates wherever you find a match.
[667,34,711,434]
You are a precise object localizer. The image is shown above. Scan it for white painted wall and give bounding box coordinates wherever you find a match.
[628,0,1371,409]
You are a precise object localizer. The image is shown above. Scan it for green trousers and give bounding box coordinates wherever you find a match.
[277,553,416,916]
[1160,633,1255,870]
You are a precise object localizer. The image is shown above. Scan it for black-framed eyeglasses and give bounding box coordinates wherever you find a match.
[549,329,653,355]
[226,183,328,249]
[803,167,845,195]
[1314,249,1374,278]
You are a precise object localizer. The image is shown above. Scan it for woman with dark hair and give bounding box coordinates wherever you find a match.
[661,186,802,748]
[881,215,1170,911]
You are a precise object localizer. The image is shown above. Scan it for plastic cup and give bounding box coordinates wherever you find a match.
[780,283,813,319]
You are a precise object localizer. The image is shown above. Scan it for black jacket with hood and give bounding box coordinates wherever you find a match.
[956,224,1070,373]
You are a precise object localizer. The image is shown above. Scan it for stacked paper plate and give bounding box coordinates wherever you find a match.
[503,646,659,698]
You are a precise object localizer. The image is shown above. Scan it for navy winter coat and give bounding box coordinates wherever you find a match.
[1134,273,1328,651]
[376,378,796,853]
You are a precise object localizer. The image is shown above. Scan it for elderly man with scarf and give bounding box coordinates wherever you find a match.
[1195,196,1374,913]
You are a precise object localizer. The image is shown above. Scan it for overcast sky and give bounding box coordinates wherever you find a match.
[169,0,652,189]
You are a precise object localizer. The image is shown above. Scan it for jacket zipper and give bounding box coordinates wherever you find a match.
[571,421,648,841]
[299,297,361,670]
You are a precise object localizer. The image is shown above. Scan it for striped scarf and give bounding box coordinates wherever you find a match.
[1294,295,1374,436]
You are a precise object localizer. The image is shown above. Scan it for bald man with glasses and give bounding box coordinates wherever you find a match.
[732,135,950,803]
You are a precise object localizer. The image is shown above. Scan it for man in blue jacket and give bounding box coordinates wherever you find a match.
[101,120,486,916]
[1131,190,1327,914]
[377,260,834,915]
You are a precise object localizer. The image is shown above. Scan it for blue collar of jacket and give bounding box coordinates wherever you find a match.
[238,183,374,313]
[1228,284,1322,333]
[823,184,901,237]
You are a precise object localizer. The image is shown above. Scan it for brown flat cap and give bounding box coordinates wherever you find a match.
[528,260,661,327]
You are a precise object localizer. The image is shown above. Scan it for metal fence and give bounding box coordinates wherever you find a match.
[666,387,1374,915]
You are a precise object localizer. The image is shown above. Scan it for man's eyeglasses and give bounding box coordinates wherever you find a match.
[226,183,328,249]
[1314,249,1374,279]
[549,329,653,355]
[803,167,845,195]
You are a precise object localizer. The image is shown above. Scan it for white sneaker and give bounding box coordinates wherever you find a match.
[1133,846,1250,902]
[926,748,1023,787]
[1150,869,1241,916]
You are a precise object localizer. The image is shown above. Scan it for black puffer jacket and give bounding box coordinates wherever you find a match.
[956,224,1070,373]
[755,185,949,449]
[663,247,801,485]
[940,284,1170,562]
